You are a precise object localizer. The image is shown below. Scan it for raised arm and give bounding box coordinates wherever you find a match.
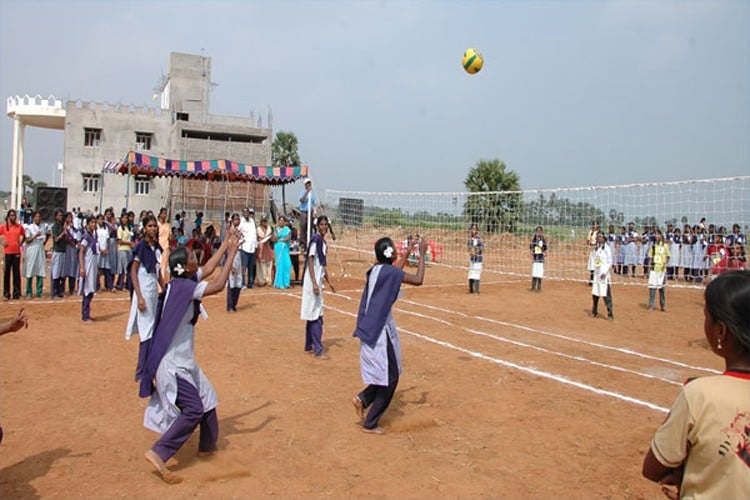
[403,239,428,286]
[201,233,231,277]
[202,235,240,297]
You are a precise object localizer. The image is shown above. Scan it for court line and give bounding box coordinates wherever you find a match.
[322,302,669,414]
[399,298,720,375]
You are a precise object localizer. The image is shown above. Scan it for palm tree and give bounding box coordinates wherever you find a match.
[272,131,301,167]
[464,159,521,233]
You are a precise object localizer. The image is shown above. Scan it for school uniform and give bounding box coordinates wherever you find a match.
[63,227,81,294]
[591,244,614,319]
[300,233,327,356]
[23,223,46,297]
[116,224,133,290]
[96,225,113,290]
[648,241,670,310]
[691,235,706,281]
[667,233,681,279]
[79,230,98,321]
[530,235,546,291]
[126,239,162,380]
[624,230,639,274]
[353,263,405,430]
[140,270,218,462]
[680,235,693,279]
[468,234,483,293]
[226,250,242,312]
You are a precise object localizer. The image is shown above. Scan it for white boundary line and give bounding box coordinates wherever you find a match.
[323,302,669,413]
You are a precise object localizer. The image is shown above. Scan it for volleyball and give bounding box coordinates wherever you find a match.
[462,48,484,74]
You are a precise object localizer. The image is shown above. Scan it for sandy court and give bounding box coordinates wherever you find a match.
[0,245,717,498]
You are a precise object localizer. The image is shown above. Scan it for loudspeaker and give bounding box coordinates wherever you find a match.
[35,187,68,223]
[339,198,364,227]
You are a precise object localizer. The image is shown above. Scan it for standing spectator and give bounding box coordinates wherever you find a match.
[126,214,164,381]
[63,212,81,295]
[289,224,301,284]
[467,223,483,294]
[691,225,706,283]
[301,215,336,358]
[591,231,614,320]
[706,234,729,281]
[681,224,694,281]
[273,216,292,289]
[530,226,547,292]
[616,226,627,275]
[586,220,600,285]
[666,227,681,281]
[647,229,670,311]
[256,216,274,287]
[0,209,24,300]
[226,214,243,312]
[298,178,316,250]
[96,214,113,292]
[239,208,258,288]
[642,271,750,499]
[158,208,171,280]
[220,212,231,243]
[194,211,203,236]
[116,212,134,291]
[623,222,639,277]
[725,223,746,248]
[49,209,68,298]
[22,211,47,299]
[78,216,98,323]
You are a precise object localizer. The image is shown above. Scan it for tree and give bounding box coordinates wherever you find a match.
[463,159,521,233]
[22,174,48,207]
[271,131,301,167]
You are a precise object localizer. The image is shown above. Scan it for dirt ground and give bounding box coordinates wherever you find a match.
[0,245,717,499]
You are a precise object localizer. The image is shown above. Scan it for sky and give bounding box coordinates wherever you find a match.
[1,0,748,196]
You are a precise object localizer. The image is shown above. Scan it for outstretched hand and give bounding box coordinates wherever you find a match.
[1,308,28,336]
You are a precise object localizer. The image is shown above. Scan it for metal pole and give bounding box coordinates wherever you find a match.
[11,118,19,209]
[17,123,25,210]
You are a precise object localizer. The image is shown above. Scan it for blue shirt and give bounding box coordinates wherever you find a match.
[299,189,316,212]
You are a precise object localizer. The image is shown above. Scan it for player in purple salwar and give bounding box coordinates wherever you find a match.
[140,230,239,484]
[351,235,428,435]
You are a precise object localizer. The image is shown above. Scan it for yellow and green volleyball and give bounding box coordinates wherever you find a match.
[462,48,484,75]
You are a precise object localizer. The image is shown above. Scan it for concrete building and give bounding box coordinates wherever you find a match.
[8,52,272,218]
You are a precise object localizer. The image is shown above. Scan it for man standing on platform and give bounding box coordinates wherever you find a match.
[298,178,316,251]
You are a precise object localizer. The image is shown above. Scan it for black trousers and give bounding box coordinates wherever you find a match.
[3,254,21,299]
[358,335,400,430]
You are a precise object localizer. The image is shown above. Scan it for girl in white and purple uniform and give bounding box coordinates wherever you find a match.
[78,216,98,322]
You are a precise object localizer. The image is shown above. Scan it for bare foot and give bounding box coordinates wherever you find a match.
[361,426,385,435]
[144,449,182,484]
[196,449,216,458]
[351,396,364,422]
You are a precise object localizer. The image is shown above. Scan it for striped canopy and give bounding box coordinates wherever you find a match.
[102,151,308,185]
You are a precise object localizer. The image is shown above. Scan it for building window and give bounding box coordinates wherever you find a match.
[82,174,100,193]
[134,177,150,196]
[176,112,189,122]
[135,132,153,150]
[84,128,102,147]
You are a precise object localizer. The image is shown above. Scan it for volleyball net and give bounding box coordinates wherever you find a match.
[322,177,750,287]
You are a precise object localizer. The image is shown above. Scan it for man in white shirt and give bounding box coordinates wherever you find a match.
[239,207,258,288]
